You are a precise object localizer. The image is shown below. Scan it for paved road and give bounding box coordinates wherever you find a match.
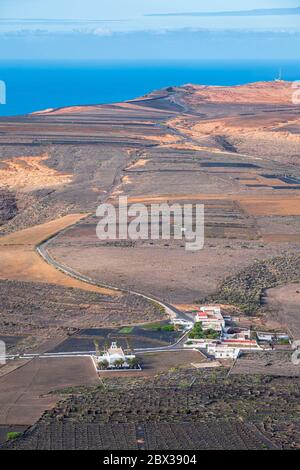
[37,233,193,324]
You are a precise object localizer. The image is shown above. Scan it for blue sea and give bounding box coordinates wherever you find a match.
[0,60,299,117]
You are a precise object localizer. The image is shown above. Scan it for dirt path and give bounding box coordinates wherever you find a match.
[0,214,117,296]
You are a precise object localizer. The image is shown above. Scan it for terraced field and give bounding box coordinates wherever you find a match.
[4,368,299,449]
[4,421,276,450]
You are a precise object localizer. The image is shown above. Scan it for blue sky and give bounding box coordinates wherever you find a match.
[1,0,300,59]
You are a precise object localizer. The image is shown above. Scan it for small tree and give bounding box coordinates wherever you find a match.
[127,357,139,369]
[98,359,109,370]
[114,358,125,369]
[94,340,100,356]
[189,322,204,339]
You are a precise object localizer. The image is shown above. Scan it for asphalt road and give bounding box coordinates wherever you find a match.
[37,233,193,324]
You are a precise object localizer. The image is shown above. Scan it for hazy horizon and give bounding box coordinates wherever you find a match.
[1,1,300,60]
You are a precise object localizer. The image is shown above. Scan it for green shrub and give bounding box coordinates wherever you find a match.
[98,359,109,370]
[7,432,22,441]
[161,324,175,332]
[189,322,219,340]
[277,338,290,345]
[119,326,134,334]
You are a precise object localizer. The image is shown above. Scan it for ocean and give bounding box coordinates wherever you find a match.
[0,60,299,117]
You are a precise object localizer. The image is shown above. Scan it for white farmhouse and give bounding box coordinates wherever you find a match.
[97,342,136,368]
[196,306,225,332]
[171,318,194,330]
[256,331,290,344]
[207,344,240,360]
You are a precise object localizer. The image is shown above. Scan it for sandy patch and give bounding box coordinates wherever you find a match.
[239,198,300,216]
[0,154,72,191]
[31,108,54,115]
[174,304,199,312]
[263,234,300,243]
[139,134,181,144]
[121,175,132,185]
[126,159,148,170]
[191,361,222,369]
[0,214,117,296]
[239,176,284,187]
[34,105,100,115]
[189,119,300,145]
[163,142,221,152]
[185,81,296,105]
[116,101,171,114]
[124,194,231,204]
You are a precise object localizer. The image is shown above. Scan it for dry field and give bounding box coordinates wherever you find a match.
[0,214,114,295]
[0,357,99,426]
[0,280,164,349]
[138,350,205,375]
[231,351,300,377]
[264,283,300,338]
[49,211,296,303]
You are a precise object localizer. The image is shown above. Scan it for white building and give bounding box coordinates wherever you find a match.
[256,332,290,344]
[97,342,136,368]
[195,306,225,332]
[171,319,194,330]
[222,328,251,341]
[184,338,219,349]
[256,332,274,342]
[207,344,240,360]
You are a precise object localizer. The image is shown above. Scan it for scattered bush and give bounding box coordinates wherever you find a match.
[202,254,300,315]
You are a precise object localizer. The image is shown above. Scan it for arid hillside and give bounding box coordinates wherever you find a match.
[0,82,299,299]
[0,80,299,232]
[0,81,299,451]
[0,81,299,305]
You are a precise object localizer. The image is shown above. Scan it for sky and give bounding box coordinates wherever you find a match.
[1,0,300,60]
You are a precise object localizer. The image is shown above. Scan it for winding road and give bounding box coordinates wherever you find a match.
[32,220,206,358]
[25,226,198,361]
[37,229,193,324]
